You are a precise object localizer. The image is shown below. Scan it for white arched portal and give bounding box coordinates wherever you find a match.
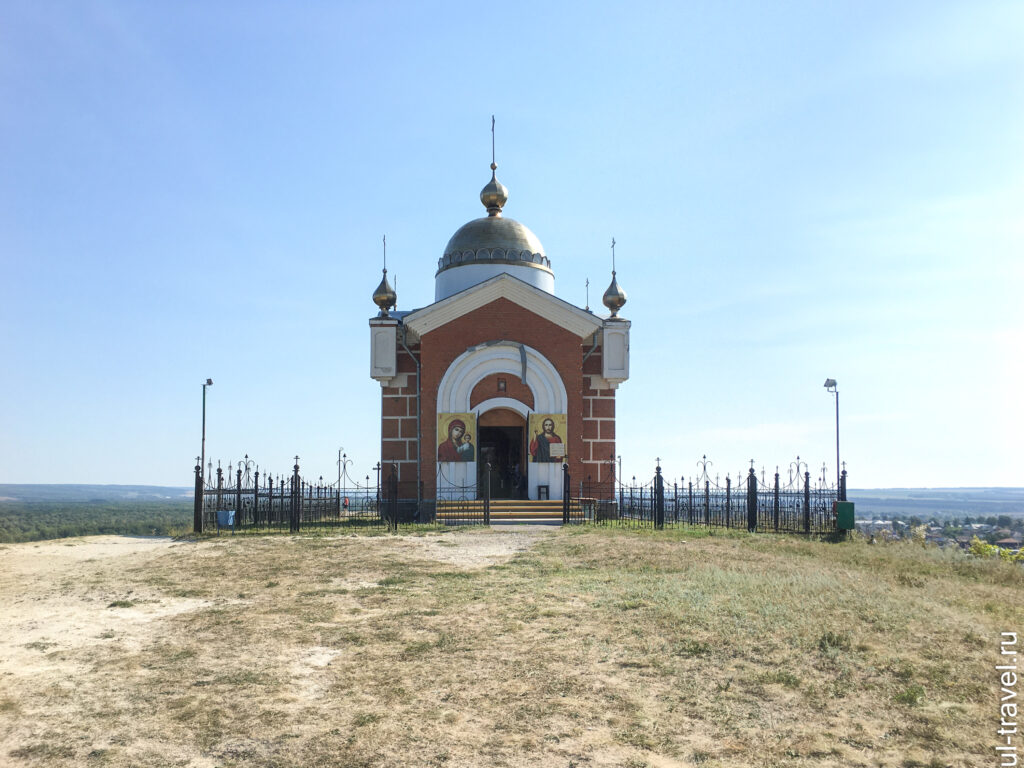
[436,342,567,499]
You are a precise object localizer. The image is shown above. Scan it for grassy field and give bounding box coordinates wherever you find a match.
[0,526,1018,767]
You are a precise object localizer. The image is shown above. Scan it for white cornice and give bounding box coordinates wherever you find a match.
[403,274,603,339]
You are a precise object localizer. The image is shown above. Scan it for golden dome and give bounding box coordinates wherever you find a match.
[372,268,396,316]
[436,164,552,277]
[602,272,627,317]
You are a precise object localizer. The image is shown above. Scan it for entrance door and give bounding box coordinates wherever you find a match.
[477,409,526,500]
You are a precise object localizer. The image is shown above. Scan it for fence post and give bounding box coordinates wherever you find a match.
[725,476,731,529]
[267,475,274,526]
[688,481,694,525]
[704,480,710,526]
[562,463,570,525]
[803,471,811,534]
[235,468,243,528]
[375,462,382,520]
[484,462,492,526]
[253,470,260,528]
[773,470,780,531]
[387,464,399,529]
[193,458,203,533]
[654,463,665,530]
[746,467,757,533]
[673,482,678,524]
[291,459,301,533]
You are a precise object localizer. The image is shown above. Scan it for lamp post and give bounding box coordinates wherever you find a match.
[201,378,213,484]
[823,378,839,492]
[374,462,382,507]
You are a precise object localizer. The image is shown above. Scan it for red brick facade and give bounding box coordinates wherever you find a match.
[582,344,617,484]
[378,338,420,495]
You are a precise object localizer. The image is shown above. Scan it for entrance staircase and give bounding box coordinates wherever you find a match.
[490,499,565,524]
[435,499,573,525]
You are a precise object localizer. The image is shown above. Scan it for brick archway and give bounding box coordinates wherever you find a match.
[436,343,567,499]
[436,341,567,414]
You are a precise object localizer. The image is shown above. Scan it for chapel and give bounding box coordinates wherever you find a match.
[368,157,630,509]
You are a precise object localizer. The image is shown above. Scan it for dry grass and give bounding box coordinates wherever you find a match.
[0,526,1018,767]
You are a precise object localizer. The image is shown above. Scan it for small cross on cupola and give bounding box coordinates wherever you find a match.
[372,234,397,316]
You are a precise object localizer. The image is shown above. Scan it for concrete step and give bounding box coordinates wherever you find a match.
[487,505,565,512]
[490,519,563,526]
[434,520,566,526]
[485,514,561,520]
[437,501,569,510]
[435,511,567,520]
[489,501,563,508]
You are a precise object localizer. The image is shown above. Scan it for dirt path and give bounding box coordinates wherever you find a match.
[395,525,552,568]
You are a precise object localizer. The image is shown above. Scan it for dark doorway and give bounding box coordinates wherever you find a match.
[478,425,525,499]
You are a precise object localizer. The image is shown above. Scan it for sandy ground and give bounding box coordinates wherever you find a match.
[0,530,547,679]
[0,530,559,766]
[0,537,204,677]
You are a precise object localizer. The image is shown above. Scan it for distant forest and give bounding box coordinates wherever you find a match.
[0,501,192,543]
[0,484,191,503]
[849,488,1024,521]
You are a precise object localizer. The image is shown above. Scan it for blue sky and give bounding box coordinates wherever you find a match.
[1,1,1021,488]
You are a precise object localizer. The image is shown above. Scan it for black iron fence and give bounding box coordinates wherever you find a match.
[434,463,491,526]
[192,454,844,535]
[193,457,397,533]
[572,457,845,534]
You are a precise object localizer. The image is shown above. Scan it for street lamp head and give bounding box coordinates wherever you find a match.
[205,378,213,386]
[824,378,841,497]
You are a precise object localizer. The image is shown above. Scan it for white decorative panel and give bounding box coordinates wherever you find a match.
[602,321,630,386]
[369,323,397,382]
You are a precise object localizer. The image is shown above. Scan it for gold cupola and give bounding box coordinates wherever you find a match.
[479,162,509,216]
[602,238,627,317]
[602,273,627,317]
[372,268,396,316]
